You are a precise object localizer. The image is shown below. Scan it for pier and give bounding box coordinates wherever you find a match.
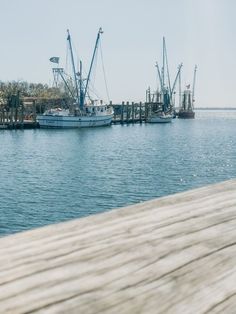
[112,101,148,124]
[0,96,62,130]
[0,101,167,128]
[0,179,236,313]
[0,121,39,129]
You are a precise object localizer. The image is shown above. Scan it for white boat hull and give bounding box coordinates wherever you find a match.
[147,115,172,123]
[36,114,113,128]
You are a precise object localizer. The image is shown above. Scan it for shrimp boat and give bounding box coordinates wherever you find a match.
[146,37,182,123]
[147,111,173,123]
[37,28,113,128]
[178,66,197,119]
[145,88,173,123]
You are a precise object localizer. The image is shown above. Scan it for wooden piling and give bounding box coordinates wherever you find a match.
[121,101,124,124]
[139,101,142,122]
[132,101,135,123]
[32,100,37,124]
[126,101,129,123]
[9,98,14,129]
[145,102,149,121]
[20,101,24,128]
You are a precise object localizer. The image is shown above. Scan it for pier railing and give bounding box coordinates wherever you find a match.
[1,179,236,313]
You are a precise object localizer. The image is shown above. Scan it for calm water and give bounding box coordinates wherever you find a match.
[1,110,236,236]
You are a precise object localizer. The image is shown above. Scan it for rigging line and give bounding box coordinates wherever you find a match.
[88,85,100,100]
[87,81,100,101]
[86,55,100,100]
[155,70,160,103]
[83,47,99,102]
[91,50,98,88]
[155,66,160,92]
[99,40,110,102]
[164,39,171,94]
[65,40,69,74]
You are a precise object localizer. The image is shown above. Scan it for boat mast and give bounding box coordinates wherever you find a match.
[162,37,165,90]
[84,27,103,106]
[163,38,171,94]
[155,62,164,92]
[67,29,80,107]
[192,65,197,108]
[79,60,84,108]
[171,63,183,98]
[178,65,182,109]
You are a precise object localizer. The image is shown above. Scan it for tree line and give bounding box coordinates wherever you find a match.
[0,80,67,100]
[0,80,72,113]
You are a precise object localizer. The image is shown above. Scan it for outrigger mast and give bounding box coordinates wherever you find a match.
[67,29,80,107]
[155,62,164,92]
[156,37,181,111]
[79,60,84,109]
[163,37,171,93]
[171,63,183,99]
[192,65,197,108]
[84,27,103,107]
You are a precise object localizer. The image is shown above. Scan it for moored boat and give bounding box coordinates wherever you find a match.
[178,66,197,119]
[178,109,195,119]
[37,103,113,128]
[37,28,113,128]
[146,109,173,123]
[146,37,182,124]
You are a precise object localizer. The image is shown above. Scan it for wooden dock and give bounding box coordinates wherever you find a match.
[0,121,39,129]
[1,179,236,313]
[0,100,176,128]
[112,101,147,124]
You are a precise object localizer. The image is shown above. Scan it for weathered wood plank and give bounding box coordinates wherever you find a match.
[0,180,236,313]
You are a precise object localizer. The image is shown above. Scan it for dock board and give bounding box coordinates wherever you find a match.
[1,179,236,313]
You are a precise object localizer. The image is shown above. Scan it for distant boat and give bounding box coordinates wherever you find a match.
[37,28,113,128]
[178,89,195,118]
[146,37,182,124]
[178,66,197,119]
[146,110,173,123]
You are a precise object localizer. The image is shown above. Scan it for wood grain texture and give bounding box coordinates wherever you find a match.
[1,180,236,313]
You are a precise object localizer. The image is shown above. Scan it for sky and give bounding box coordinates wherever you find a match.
[0,0,236,107]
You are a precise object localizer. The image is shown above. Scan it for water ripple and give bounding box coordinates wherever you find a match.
[1,110,236,236]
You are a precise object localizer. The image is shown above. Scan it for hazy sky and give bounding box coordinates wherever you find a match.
[0,0,235,107]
